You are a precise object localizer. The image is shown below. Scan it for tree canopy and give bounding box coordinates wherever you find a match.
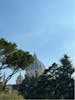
[0,38,34,89]
[19,54,74,99]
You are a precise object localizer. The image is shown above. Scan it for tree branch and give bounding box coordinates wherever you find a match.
[3,67,18,90]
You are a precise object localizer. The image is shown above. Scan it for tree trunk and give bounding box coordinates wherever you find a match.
[2,68,18,90]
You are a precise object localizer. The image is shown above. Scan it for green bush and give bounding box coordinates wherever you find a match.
[0,92,24,100]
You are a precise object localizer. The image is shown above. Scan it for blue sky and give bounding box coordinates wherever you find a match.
[0,0,74,84]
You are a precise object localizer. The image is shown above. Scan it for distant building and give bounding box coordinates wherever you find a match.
[16,72,24,85]
[26,53,45,77]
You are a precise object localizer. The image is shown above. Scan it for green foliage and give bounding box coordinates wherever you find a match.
[0,38,16,54]
[6,50,34,70]
[19,54,74,99]
[19,76,38,99]
[0,92,24,100]
[55,54,74,99]
[0,38,34,70]
[0,38,34,89]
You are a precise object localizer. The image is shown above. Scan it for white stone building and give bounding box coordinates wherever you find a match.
[26,53,45,77]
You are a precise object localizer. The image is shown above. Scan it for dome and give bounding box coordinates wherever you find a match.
[26,53,45,77]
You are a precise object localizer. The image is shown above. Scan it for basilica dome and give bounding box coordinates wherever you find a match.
[26,53,45,77]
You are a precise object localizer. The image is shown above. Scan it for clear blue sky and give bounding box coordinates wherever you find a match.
[0,0,74,84]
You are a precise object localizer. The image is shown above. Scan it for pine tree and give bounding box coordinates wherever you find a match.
[55,54,74,99]
[18,55,74,99]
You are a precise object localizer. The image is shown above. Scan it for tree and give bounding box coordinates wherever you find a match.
[0,71,2,92]
[0,71,2,81]
[0,38,17,70]
[0,38,34,89]
[43,55,74,99]
[19,75,39,99]
[44,62,59,79]
[18,63,59,99]
[18,54,74,99]
[55,54,74,99]
[60,54,74,77]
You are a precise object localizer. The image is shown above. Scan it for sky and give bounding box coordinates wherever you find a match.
[0,0,75,84]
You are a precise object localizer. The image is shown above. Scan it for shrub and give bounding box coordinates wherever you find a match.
[0,92,24,100]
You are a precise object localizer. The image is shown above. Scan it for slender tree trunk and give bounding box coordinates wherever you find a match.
[2,68,18,90]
